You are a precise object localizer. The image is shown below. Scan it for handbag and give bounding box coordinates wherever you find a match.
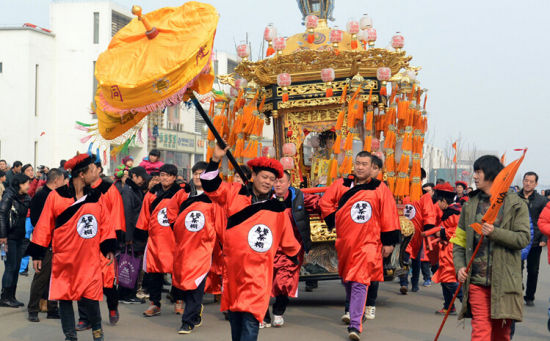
[117,245,141,289]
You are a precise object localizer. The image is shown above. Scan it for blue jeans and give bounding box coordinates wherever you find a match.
[441,282,463,309]
[19,218,33,273]
[2,239,24,290]
[229,311,259,341]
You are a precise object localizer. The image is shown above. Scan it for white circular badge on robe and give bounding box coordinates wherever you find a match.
[350,201,372,224]
[185,210,205,232]
[157,208,170,227]
[77,214,98,239]
[248,224,273,253]
[404,204,416,220]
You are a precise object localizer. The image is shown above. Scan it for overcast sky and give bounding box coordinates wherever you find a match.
[2,0,549,186]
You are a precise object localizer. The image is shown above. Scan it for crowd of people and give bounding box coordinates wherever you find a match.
[0,147,548,341]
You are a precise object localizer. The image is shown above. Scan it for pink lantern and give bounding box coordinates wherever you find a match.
[346,20,360,34]
[391,32,405,50]
[359,14,373,30]
[264,24,277,57]
[230,87,238,97]
[305,15,318,44]
[371,138,381,151]
[273,37,286,55]
[277,73,292,102]
[376,67,391,82]
[283,143,297,157]
[234,78,248,89]
[305,15,319,29]
[262,146,276,158]
[366,28,377,47]
[330,29,343,43]
[280,157,295,170]
[357,30,368,49]
[321,68,335,97]
[236,43,250,60]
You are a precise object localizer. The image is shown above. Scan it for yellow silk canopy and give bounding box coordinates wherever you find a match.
[94,2,218,139]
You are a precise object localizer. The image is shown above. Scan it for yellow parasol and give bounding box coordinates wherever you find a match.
[94,2,218,139]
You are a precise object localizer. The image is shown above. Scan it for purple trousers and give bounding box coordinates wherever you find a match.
[344,281,368,332]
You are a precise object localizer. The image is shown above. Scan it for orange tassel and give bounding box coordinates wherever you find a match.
[367,87,373,105]
[208,100,215,118]
[326,87,333,97]
[380,86,387,96]
[333,134,342,154]
[364,135,372,152]
[307,33,315,44]
[335,110,345,131]
[344,132,353,151]
[340,85,348,103]
[282,93,289,102]
[365,111,374,131]
[351,39,358,50]
[258,95,266,112]
[328,159,338,183]
[266,46,275,57]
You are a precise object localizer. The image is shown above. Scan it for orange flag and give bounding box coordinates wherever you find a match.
[452,141,457,163]
[500,153,506,164]
[470,149,527,234]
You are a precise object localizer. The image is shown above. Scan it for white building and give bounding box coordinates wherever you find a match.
[0,1,247,178]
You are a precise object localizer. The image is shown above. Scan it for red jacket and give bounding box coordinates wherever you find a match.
[319,177,400,285]
[136,183,181,273]
[404,193,437,260]
[200,162,301,322]
[28,184,116,301]
[537,202,550,263]
[432,204,461,283]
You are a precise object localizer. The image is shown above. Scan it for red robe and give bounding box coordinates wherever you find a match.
[538,202,550,264]
[29,185,116,301]
[320,177,400,285]
[404,193,437,261]
[93,179,125,288]
[167,189,218,291]
[201,167,301,322]
[136,183,181,273]
[432,205,461,283]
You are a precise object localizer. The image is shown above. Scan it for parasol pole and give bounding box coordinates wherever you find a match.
[190,95,249,184]
[434,234,485,341]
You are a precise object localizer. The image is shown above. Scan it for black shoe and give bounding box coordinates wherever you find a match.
[76,321,91,331]
[13,298,24,307]
[20,271,29,277]
[191,305,204,327]
[411,286,419,292]
[400,286,408,295]
[1,297,22,308]
[525,299,535,307]
[47,311,61,319]
[120,297,145,304]
[547,317,550,332]
[178,322,193,334]
[348,327,361,340]
[28,312,40,322]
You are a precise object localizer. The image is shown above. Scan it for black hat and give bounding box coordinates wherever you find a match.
[159,164,178,176]
[129,166,151,182]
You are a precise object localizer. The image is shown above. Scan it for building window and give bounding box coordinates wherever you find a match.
[34,64,39,116]
[227,60,238,74]
[93,12,99,44]
[112,11,131,36]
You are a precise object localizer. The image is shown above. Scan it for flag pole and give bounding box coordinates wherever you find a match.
[434,234,485,341]
[190,95,249,184]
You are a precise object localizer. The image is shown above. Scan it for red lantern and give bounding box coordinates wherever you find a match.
[264,24,277,57]
[273,37,286,55]
[347,19,360,50]
[392,32,405,51]
[305,15,319,43]
[280,157,295,170]
[321,68,335,97]
[277,73,292,102]
[236,43,250,61]
[366,28,377,47]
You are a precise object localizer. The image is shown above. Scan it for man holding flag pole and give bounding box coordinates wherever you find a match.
[435,151,530,341]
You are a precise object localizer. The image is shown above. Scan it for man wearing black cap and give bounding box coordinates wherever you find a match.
[115,166,150,304]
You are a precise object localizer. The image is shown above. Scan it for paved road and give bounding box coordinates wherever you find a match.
[2,257,550,341]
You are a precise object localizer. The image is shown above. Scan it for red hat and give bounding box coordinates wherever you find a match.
[64,153,95,173]
[434,182,455,193]
[247,157,284,179]
[455,181,468,189]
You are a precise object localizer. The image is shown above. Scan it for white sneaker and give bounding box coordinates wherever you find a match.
[364,306,376,320]
[259,321,271,329]
[272,315,284,327]
[341,311,350,324]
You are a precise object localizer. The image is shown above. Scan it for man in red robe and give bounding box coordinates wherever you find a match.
[166,161,218,334]
[319,151,400,341]
[135,164,181,317]
[200,145,301,341]
[26,154,116,341]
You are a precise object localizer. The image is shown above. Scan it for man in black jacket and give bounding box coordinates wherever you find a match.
[115,166,150,304]
[27,169,67,321]
[518,171,549,306]
[0,173,31,307]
